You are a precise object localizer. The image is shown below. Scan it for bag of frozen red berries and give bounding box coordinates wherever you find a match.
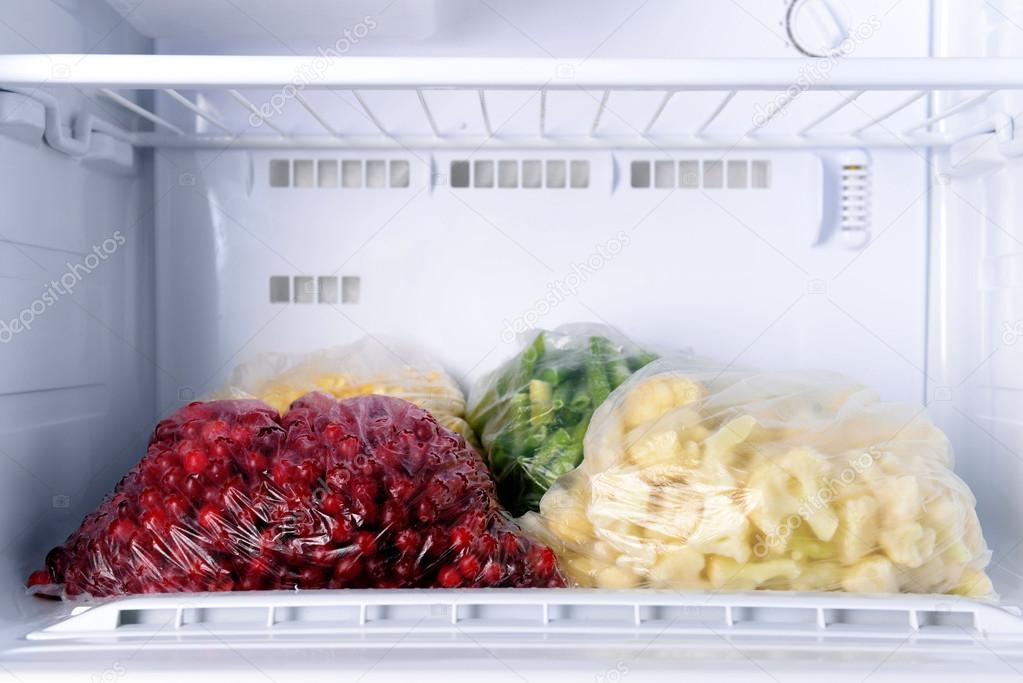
[27,393,563,598]
[214,336,477,445]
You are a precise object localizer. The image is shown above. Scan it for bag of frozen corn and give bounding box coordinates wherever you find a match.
[467,324,657,516]
[522,357,993,596]
[215,337,477,444]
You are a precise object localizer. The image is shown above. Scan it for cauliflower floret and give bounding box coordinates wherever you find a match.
[686,493,751,563]
[706,555,800,590]
[875,476,922,527]
[841,556,899,593]
[879,522,936,568]
[648,546,705,588]
[703,415,758,465]
[595,564,639,589]
[790,562,844,591]
[922,496,972,564]
[835,495,879,563]
[952,568,994,598]
[746,447,840,544]
[777,448,839,541]
[626,428,683,468]
[538,485,593,546]
[621,376,702,430]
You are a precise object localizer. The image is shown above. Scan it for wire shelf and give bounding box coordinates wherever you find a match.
[1,55,1022,152]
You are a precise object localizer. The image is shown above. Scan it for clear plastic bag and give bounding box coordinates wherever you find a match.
[523,358,994,596]
[27,393,564,598]
[214,337,476,445]
[467,324,657,516]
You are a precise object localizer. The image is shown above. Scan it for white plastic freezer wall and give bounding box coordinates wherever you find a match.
[2,0,1023,680]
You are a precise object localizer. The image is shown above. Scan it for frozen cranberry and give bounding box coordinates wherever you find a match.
[333,555,362,582]
[380,500,406,529]
[201,419,230,443]
[108,518,136,543]
[206,459,231,484]
[165,494,190,518]
[139,486,162,510]
[140,509,169,531]
[394,529,420,555]
[354,531,377,556]
[26,570,51,588]
[450,526,472,553]
[330,516,354,543]
[197,504,222,530]
[481,561,502,584]
[457,555,480,579]
[476,533,497,556]
[415,499,436,524]
[183,448,208,474]
[320,492,344,516]
[297,565,324,588]
[529,546,557,578]
[238,573,267,591]
[243,450,267,473]
[183,474,205,500]
[437,565,462,588]
[161,466,185,492]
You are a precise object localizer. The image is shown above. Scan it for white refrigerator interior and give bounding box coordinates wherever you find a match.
[2,0,1023,679]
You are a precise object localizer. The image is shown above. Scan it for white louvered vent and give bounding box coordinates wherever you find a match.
[630,159,772,190]
[269,159,411,188]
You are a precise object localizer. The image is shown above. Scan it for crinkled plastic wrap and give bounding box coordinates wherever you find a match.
[27,393,564,598]
[215,337,476,444]
[523,358,993,596]
[468,324,657,516]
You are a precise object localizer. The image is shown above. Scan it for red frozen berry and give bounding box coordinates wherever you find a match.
[26,570,51,588]
[457,555,480,579]
[437,565,462,588]
[183,448,208,474]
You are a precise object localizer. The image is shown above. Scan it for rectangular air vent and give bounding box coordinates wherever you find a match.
[269,276,359,304]
[630,159,771,190]
[450,159,589,189]
[270,159,410,189]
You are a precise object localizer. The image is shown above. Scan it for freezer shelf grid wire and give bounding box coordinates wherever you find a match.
[27,590,1023,645]
[2,55,1023,152]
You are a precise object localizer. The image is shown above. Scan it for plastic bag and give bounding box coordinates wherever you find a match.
[523,358,993,596]
[215,337,476,445]
[27,393,564,597]
[467,324,657,516]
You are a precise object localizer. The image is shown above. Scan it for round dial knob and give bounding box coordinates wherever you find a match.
[787,0,852,57]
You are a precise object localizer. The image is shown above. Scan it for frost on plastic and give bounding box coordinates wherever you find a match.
[214,337,477,445]
[27,394,563,598]
[467,324,657,516]
[523,359,993,596]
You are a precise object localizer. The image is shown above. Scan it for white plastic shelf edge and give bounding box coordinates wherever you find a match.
[26,589,1023,645]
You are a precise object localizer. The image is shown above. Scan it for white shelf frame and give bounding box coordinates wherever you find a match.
[27,589,1023,646]
[2,55,1022,152]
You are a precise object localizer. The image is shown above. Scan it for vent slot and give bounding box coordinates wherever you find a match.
[823,609,911,630]
[630,159,771,189]
[118,609,177,628]
[450,159,589,189]
[269,158,412,188]
[269,276,358,304]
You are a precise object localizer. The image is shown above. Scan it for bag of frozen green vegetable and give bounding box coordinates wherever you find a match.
[467,324,657,516]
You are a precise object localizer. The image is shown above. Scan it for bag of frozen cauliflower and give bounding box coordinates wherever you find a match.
[214,337,477,445]
[522,357,993,596]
